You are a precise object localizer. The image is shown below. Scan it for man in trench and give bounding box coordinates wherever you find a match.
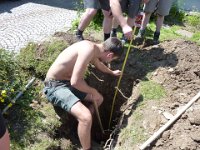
[43,37,124,150]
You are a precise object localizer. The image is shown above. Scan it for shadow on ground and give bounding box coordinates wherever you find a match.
[0,0,82,13]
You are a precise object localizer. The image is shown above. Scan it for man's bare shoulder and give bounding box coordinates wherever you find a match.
[75,40,96,52]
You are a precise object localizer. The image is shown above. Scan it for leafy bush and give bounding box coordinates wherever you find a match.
[165,3,185,25]
[0,49,22,107]
[17,40,68,79]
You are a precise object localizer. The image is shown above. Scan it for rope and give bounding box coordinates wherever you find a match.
[108,26,137,128]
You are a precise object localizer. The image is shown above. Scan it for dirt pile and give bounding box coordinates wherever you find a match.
[114,39,200,150]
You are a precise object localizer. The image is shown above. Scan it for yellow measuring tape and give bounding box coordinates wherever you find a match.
[108,26,137,128]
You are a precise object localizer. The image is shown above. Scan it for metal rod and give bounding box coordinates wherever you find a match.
[139,91,200,150]
[2,77,36,114]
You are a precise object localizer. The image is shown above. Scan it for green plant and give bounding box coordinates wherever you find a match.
[0,49,24,109]
[17,40,68,78]
[165,3,185,25]
[191,32,200,45]
[185,15,200,30]
[140,80,166,100]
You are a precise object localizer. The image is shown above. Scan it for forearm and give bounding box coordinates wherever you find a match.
[110,0,127,27]
[71,78,97,94]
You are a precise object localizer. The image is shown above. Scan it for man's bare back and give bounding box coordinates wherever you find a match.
[46,40,99,81]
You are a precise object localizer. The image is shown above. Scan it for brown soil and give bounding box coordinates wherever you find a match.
[46,31,200,150]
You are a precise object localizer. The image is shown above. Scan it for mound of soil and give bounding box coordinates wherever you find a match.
[113,39,200,150]
[45,31,200,150]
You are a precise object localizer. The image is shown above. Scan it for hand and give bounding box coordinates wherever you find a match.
[122,24,132,40]
[91,89,103,106]
[112,70,122,76]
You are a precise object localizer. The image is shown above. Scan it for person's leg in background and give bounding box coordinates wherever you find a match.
[99,0,113,41]
[136,0,157,39]
[122,0,142,41]
[102,10,113,41]
[153,0,173,44]
[111,0,128,39]
[110,17,119,37]
[76,0,98,41]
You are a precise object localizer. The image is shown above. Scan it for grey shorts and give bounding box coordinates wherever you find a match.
[43,79,87,112]
[120,0,142,18]
[144,0,173,16]
[84,0,110,11]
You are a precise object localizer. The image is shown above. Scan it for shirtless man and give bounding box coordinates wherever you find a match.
[43,37,123,150]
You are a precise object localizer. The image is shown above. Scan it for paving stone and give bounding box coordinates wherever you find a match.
[0,0,80,52]
[176,29,194,38]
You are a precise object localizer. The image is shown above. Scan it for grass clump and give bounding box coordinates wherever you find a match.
[191,32,200,45]
[17,39,68,78]
[185,14,200,30]
[140,80,166,100]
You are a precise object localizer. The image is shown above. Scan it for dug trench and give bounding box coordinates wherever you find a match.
[40,31,200,149]
[47,32,178,149]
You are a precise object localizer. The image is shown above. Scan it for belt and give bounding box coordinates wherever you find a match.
[44,79,70,87]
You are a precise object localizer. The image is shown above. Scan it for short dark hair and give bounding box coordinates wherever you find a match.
[103,37,124,57]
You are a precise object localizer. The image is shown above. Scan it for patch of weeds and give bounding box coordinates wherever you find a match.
[145,23,181,41]
[25,138,60,150]
[17,39,68,78]
[71,17,81,30]
[191,32,200,45]
[140,80,166,100]
[165,4,185,25]
[185,15,200,30]
[115,110,146,150]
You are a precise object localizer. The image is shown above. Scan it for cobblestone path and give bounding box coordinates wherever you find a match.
[0,0,80,52]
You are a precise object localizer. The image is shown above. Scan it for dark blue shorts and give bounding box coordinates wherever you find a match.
[43,79,87,112]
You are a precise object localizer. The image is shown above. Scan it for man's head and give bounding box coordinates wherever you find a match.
[103,37,124,59]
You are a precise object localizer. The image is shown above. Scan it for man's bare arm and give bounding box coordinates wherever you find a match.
[92,59,121,76]
[110,0,126,27]
[70,45,96,94]
[110,0,132,39]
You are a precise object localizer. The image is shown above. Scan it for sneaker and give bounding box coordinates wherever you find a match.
[153,31,160,45]
[110,30,117,37]
[136,29,145,39]
[75,34,84,41]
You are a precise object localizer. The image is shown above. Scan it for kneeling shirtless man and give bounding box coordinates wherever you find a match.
[43,37,123,150]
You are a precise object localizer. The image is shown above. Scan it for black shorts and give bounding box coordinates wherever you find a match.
[0,111,6,138]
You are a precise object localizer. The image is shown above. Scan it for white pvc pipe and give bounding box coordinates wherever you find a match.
[139,91,200,150]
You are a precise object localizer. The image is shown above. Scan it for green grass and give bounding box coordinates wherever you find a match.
[140,80,166,100]
[17,39,68,78]
[185,15,200,30]
[190,32,200,45]
[145,23,181,41]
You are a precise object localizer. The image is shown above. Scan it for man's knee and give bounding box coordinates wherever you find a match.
[97,97,103,106]
[102,10,113,19]
[144,12,151,17]
[85,8,97,17]
[79,111,93,126]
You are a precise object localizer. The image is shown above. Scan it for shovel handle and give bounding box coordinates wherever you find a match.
[93,101,105,134]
